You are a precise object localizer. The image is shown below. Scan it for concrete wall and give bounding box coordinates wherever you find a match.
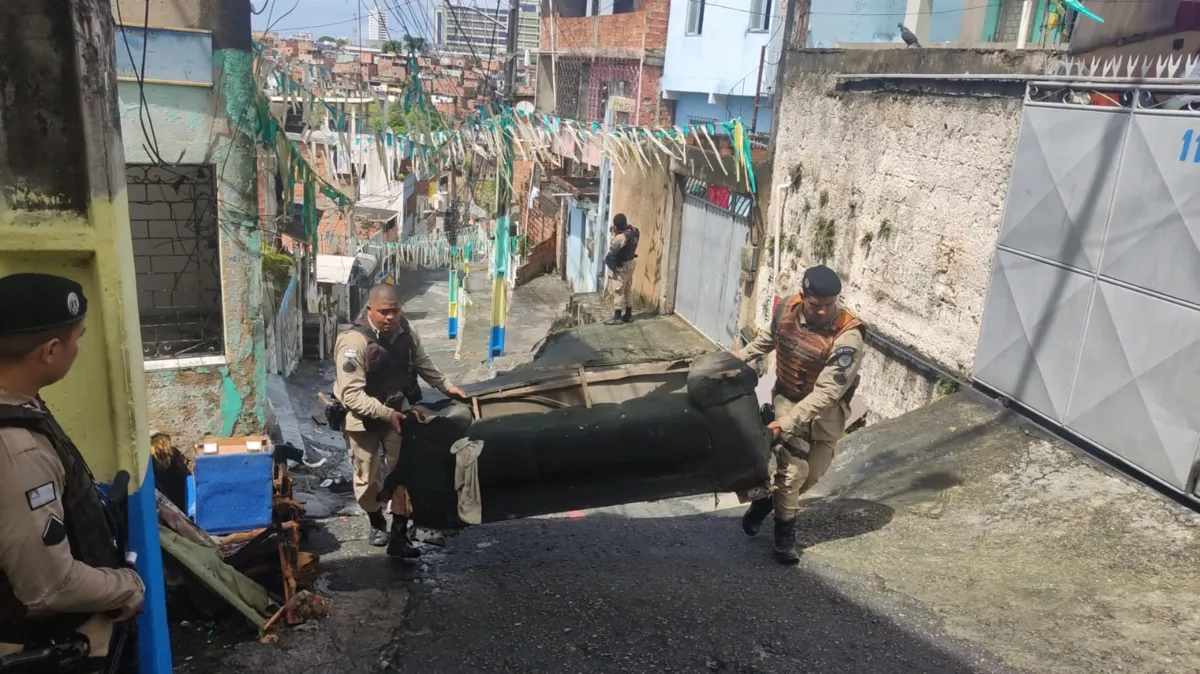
[761,49,1052,421]
[114,0,266,444]
[610,161,676,308]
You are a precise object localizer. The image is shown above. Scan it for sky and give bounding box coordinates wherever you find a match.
[251,0,499,41]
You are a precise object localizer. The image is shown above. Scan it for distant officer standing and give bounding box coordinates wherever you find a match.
[0,274,145,667]
[734,266,865,564]
[604,213,639,325]
[334,283,466,558]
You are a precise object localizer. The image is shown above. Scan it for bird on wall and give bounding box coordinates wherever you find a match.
[898,23,921,47]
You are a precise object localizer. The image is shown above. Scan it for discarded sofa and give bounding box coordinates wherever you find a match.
[382,351,772,528]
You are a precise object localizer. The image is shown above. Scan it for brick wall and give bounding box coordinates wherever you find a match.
[126,164,224,355]
[517,233,557,285]
[540,0,669,54]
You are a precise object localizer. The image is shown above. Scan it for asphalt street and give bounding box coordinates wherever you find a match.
[381,498,1018,674]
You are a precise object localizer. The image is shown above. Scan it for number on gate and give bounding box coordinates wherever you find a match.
[1182,129,1200,163]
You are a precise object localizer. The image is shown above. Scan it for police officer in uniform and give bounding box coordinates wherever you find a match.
[0,274,145,668]
[604,214,639,325]
[334,283,466,557]
[734,265,865,564]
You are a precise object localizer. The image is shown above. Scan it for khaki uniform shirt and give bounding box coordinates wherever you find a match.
[333,320,453,432]
[0,390,144,656]
[738,312,866,442]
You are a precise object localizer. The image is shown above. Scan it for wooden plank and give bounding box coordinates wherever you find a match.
[475,360,692,400]
[578,365,592,408]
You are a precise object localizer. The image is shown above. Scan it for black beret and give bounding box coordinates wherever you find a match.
[612,213,628,229]
[0,273,88,335]
[802,265,842,298]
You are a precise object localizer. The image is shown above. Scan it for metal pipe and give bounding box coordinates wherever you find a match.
[1016,0,1033,50]
[836,73,1200,86]
[751,45,767,133]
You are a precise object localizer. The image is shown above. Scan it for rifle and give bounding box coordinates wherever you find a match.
[101,471,135,674]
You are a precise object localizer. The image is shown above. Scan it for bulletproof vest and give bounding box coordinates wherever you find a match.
[353,319,419,406]
[771,295,863,402]
[0,399,120,643]
[605,226,639,270]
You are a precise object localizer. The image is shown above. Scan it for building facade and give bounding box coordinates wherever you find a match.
[113,0,268,445]
[661,0,781,132]
[435,1,540,56]
[368,7,390,41]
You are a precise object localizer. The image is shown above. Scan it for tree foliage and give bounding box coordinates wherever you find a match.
[380,39,404,54]
[365,104,448,136]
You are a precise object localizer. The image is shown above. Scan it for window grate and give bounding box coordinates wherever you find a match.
[126,164,225,361]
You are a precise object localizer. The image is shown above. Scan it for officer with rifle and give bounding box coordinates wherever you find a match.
[0,274,144,672]
[603,214,639,325]
[329,283,466,557]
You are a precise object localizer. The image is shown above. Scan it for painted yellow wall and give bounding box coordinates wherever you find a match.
[0,197,151,485]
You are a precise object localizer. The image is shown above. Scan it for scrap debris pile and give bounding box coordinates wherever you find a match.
[151,431,327,642]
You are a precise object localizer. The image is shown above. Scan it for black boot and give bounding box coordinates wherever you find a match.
[386,516,421,558]
[604,309,624,325]
[772,517,800,565]
[622,307,632,323]
[741,498,773,536]
[367,510,389,547]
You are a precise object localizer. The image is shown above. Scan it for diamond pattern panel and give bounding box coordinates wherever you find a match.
[1102,113,1200,305]
[997,106,1127,272]
[1064,281,1200,490]
[973,250,1094,423]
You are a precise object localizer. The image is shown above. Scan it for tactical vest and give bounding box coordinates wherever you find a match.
[771,295,863,402]
[353,319,420,407]
[0,399,120,644]
[605,227,639,271]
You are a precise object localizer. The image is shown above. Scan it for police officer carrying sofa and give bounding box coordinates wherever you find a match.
[0,273,144,672]
[332,283,466,557]
[734,265,866,564]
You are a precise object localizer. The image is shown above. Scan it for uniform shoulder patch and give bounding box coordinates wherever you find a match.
[26,482,57,511]
[42,515,67,547]
[342,348,359,359]
[832,345,857,368]
[342,361,357,374]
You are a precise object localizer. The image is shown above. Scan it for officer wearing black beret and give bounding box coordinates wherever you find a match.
[733,265,866,564]
[0,274,144,667]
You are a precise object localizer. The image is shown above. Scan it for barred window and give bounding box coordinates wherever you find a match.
[126,164,225,361]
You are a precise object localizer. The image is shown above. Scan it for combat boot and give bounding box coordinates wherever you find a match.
[367,510,389,547]
[741,498,773,536]
[604,309,624,325]
[772,517,800,565]
[386,516,421,558]
[622,307,632,323]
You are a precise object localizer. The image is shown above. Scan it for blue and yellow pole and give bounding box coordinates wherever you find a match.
[489,215,510,362]
[448,247,460,339]
[0,2,170,669]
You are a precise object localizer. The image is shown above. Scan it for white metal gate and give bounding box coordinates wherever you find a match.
[974,68,1200,498]
[674,179,753,348]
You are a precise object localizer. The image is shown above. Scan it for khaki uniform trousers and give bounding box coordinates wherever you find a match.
[608,260,636,310]
[345,427,407,515]
[768,394,847,521]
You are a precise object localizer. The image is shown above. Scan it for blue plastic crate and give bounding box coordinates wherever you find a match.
[192,453,274,535]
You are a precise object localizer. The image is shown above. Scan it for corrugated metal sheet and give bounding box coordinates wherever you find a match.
[316,254,356,284]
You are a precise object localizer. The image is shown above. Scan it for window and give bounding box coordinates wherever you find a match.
[749,0,770,31]
[685,0,705,34]
[126,164,225,362]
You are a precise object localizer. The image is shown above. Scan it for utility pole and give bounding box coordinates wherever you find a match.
[488,0,521,362]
